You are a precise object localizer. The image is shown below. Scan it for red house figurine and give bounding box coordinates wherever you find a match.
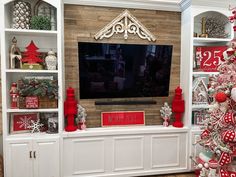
[172,86,185,128]
[64,87,78,132]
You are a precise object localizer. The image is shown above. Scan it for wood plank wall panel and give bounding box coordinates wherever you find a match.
[64,5,181,127]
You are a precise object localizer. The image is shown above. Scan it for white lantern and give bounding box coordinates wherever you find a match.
[45,50,57,70]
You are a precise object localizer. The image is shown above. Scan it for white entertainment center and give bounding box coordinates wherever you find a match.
[1,0,235,177]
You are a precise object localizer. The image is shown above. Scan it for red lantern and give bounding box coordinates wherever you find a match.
[172,86,185,128]
[64,87,78,132]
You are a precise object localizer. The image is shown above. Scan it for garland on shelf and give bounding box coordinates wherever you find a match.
[18,78,58,99]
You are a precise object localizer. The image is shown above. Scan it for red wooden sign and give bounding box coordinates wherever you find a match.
[25,96,39,108]
[197,46,227,72]
[11,113,38,133]
[101,111,145,127]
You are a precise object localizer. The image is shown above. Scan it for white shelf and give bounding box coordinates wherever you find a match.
[7,133,59,139]
[193,37,232,43]
[5,28,58,37]
[192,71,219,75]
[6,69,58,73]
[7,108,59,113]
[62,125,190,138]
[192,104,210,109]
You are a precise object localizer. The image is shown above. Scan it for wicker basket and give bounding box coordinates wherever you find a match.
[19,96,58,109]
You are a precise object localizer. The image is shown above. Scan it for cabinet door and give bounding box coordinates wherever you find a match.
[5,139,33,177]
[33,138,60,177]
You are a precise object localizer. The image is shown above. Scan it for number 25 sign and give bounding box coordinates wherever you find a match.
[197,46,228,72]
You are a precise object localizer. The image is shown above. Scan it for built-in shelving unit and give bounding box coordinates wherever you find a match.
[181,5,233,169]
[0,0,63,176]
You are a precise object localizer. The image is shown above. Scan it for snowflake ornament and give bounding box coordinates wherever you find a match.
[16,116,31,129]
[28,119,43,133]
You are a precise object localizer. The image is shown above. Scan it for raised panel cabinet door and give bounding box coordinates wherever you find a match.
[5,139,33,177]
[33,138,60,177]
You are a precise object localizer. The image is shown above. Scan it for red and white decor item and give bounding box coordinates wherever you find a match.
[192,8,236,176]
[160,102,172,127]
[77,104,87,130]
[195,46,227,72]
[101,111,145,127]
[25,96,39,109]
[10,82,19,109]
[10,113,38,134]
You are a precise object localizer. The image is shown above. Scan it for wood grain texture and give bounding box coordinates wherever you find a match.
[64,5,181,128]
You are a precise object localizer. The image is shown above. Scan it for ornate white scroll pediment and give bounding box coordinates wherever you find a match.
[94,9,156,42]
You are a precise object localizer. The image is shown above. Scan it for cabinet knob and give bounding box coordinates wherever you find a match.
[29,151,32,158]
[33,151,36,159]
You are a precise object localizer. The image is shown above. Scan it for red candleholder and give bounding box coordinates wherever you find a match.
[64,87,78,132]
[172,86,185,128]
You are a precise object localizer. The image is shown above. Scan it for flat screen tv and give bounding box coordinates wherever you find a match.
[78,42,173,99]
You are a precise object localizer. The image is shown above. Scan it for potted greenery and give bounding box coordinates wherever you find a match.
[30,16,51,30]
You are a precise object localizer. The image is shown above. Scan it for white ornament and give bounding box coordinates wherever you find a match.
[160,102,172,127]
[231,87,236,102]
[28,119,43,133]
[94,10,156,41]
[77,104,87,130]
[45,50,57,70]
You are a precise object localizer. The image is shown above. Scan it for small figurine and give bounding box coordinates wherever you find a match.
[45,50,57,70]
[160,102,172,127]
[64,87,77,132]
[10,82,19,109]
[172,86,185,128]
[10,37,22,69]
[77,104,87,130]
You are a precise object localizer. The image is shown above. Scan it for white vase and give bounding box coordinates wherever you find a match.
[45,50,57,70]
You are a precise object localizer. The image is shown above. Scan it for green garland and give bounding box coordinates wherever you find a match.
[18,78,58,99]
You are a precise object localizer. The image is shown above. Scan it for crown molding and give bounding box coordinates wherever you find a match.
[63,0,236,12]
[179,0,190,11]
[63,0,183,12]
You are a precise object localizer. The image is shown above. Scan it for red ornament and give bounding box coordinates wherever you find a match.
[215,92,227,103]
[222,130,236,143]
[219,152,231,166]
[172,86,185,128]
[64,87,78,132]
[10,82,19,109]
[21,40,43,64]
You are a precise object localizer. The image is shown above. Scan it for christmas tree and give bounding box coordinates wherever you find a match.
[192,9,236,177]
[21,40,43,64]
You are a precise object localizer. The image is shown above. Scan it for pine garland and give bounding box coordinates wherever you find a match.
[18,78,58,99]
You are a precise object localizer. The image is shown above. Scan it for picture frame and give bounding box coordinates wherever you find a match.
[39,112,58,133]
[10,113,39,134]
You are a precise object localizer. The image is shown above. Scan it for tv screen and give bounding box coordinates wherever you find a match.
[78,42,173,99]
